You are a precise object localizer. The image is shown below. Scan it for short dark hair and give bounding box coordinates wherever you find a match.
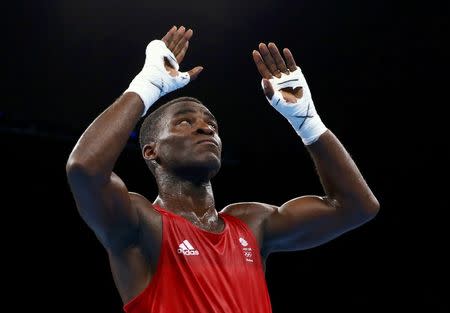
[139,96,203,150]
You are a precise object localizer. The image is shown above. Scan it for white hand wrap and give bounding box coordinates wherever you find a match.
[263,66,327,145]
[125,40,190,116]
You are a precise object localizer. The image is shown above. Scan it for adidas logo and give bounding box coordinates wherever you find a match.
[177,240,200,256]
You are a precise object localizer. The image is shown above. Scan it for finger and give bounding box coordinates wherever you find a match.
[168,26,186,51]
[268,42,288,74]
[161,26,177,46]
[176,41,189,64]
[259,43,280,78]
[252,50,272,79]
[188,66,204,81]
[173,29,193,57]
[283,48,297,72]
[262,79,275,100]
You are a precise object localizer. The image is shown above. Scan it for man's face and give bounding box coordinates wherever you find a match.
[152,101,222,179]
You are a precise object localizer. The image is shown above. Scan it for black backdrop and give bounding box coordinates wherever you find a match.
[3,0,449,312]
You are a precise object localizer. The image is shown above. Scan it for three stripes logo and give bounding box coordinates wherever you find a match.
[177,240,200,256]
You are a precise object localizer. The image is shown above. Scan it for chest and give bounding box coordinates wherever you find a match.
[162,215,261,270]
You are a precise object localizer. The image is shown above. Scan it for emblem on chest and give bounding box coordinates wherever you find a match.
[239,237,254,263]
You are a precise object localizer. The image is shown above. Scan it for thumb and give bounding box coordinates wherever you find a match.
[262,78,275,100]
[188,66,204,81]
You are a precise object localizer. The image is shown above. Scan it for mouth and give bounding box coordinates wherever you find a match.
[197,139,219,147]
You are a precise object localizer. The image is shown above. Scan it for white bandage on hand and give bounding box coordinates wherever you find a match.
[263,67,327,145]
[125,40,190,116]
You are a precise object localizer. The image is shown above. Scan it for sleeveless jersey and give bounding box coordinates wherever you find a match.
[123,204,272,313]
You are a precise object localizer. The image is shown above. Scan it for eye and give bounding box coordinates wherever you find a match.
[208,122,217,130]
[177,119,192,126]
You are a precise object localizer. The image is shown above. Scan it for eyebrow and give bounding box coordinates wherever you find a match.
[173,108,217,122]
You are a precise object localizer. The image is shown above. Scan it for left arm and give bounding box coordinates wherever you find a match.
[252,43,379,253]
[264,131,379,252]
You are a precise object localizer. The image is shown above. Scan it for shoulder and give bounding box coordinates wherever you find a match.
[128,192,161,220]
[220,202,278,233]
[220,202,278,253]
[129,192,151,209]
[221,202,277,219]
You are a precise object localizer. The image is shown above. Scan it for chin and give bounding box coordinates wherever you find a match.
[208,161,221,179]
[173,156,221,180]
[196,155,221,179]
[201,156,222,176]
[195,150,221,166]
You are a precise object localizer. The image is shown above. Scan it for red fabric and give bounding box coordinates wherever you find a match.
[123,205,272,313]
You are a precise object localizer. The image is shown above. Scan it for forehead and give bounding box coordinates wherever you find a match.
[165,101,216,120]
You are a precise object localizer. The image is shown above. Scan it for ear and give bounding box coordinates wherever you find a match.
[143,142,157,161]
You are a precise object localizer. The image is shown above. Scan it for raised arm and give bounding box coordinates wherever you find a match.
[65,26,202,251]
[252,43,379,254]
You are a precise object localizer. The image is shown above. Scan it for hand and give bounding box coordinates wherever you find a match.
[125,25,203,116]
[161,26,203,80]
[252,43,302,103]
[251,43,327,145]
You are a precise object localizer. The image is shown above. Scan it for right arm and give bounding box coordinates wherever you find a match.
[65,26,201,251]
[65,92,145,250]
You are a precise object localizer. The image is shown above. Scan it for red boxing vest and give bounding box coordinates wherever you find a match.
[123,205,272,313]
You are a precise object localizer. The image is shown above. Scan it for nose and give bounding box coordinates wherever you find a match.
[195,121,215,135]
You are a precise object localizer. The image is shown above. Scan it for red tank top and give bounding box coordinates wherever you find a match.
[123,205,272,313]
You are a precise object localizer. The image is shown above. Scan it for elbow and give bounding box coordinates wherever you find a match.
[367,195,380,216]
[339,194,380,225]
[66,158,89,183]
[65,157,103,184]
[66,156,87,176]
[357,196,380,222]
[65,156,77,175]
[65,145,104,176]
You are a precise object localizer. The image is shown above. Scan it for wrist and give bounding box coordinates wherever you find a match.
[124,72,161,116]
[268,90,327,145]
[283,96,327,145]
[293,114,327,145]
[263,67,328,145]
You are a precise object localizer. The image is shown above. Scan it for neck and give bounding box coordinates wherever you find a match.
[154,171,216,220]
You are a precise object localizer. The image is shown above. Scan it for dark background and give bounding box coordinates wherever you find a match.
[4,0,449,312]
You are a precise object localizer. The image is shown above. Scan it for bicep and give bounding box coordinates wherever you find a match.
[67,170,140,250]
[263,196,365,253]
